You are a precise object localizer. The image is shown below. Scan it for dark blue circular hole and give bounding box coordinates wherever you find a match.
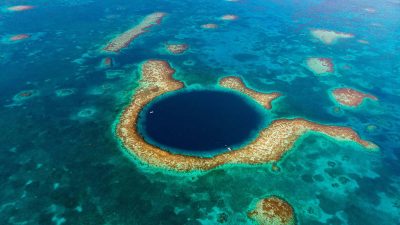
[137,89,267,156]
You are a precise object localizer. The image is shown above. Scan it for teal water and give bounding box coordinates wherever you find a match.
[1,0,399,224]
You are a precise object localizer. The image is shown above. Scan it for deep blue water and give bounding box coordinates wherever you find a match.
[138,89,265,155]
[0,0,399,224]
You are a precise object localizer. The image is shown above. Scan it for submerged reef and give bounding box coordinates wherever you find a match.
[306,57,334,76]
[201,23,218,29]
[116,60,377,172]
[13,90,39,102]
[331,88,378,107]
[248,196,295,225]
[104,12,166,52]
[310,29,354,45]
[55,88,75,97]
[6,5,34,12]
[100,57,113,69]
[166,44,188,54]
[221,14,238,21]
[9,34,30,42]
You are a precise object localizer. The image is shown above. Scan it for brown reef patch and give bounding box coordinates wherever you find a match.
[201,23,218,29]
[9,34,30,41]
[104,12,166,53]
[116,60,377,172]
[221,14,238,21]
[219,76,280,109]
[248,196,295,225]
[100,57,113,69]
[331,88,377,107]
[7,5,34,12]
[166,44,188,54]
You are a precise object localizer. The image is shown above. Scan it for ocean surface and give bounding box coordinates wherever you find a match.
[138,89,266,155]
[0,0,399,224]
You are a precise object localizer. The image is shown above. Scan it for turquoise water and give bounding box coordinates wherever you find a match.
[0,0,399,224]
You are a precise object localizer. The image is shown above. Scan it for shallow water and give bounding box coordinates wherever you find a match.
[0,0,399,224]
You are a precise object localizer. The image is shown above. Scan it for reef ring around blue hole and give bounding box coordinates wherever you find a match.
[137,88,269,157]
